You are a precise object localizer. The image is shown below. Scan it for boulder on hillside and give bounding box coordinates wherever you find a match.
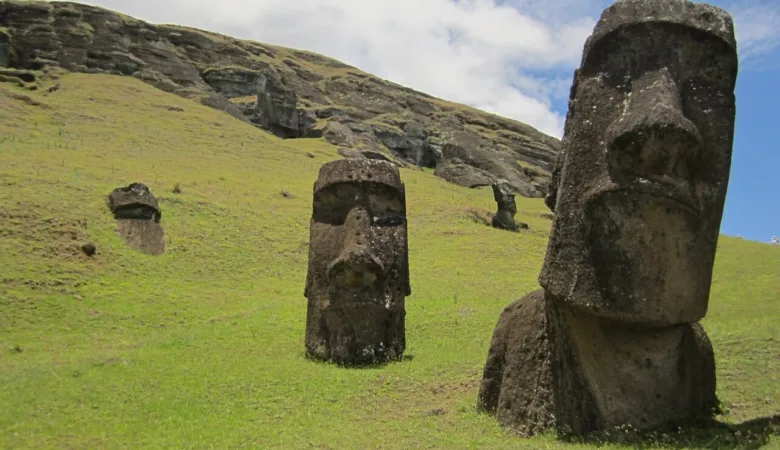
[337,147,394,163]
[434,162,494,188]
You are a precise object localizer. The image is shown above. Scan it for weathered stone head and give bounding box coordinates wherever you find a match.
[305,158,410,365]
[108,182,165,255]
[491,179,526,231]
[108,183,161,222]
[540,0,738,326]
[493,179,517,216]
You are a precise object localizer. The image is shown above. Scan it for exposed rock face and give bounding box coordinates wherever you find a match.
[0,0,560,197]
[108,183,165,255]
[304,159,410,365]
[200,66,266,98]
[337,147,392,162]
[0,29,9,68]
[251,74,318,138]
[434,163,494,188]
[490,180,525,231]
[478,0,738,437]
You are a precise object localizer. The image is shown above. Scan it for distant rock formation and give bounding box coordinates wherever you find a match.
[250,74,319,138]
[0,0,560,198]
[108,183,165,255]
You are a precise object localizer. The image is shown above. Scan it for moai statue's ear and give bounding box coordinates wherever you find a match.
[544,149,564,213]
[544,68,579,213]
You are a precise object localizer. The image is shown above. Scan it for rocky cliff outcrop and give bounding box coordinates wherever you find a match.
[0,0,561,197]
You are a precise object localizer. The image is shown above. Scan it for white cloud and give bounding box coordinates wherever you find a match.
[78,0,599,138]
[727,1,780,62]
[74,0,779,139]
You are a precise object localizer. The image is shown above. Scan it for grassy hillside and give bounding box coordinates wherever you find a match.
[0,73,777,449]
[0,0,560,197]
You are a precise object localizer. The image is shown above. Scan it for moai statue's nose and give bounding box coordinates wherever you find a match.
[607,68,702,180]
[328,206,384,290]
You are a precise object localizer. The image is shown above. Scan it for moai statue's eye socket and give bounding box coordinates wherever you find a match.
[372,212,405,227]
[368,188,405,227]
[312,184,360,225]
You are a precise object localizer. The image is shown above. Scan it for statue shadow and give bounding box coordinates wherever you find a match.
[566,415,779,449]
[303,353,414,369]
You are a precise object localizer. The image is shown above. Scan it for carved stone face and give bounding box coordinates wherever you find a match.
[305,159,410,364]
[492,180,517,215]
[107,182,165,255]
[540,0,738,326]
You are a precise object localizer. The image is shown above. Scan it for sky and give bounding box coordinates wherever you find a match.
[78,0,780,243]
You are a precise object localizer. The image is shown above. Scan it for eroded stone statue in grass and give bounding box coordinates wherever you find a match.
[477,0,738,437]
[491,179,526,231]
[108,182,166,255]
[305,158,410,365]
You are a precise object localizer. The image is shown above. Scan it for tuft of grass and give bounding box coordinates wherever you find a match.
[0,73,777,449]
[228,95,257,104]
[67,21,94,37]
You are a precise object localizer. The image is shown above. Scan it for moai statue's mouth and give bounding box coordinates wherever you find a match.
[606,130,703,216]
[617,184,698,217]
[328,259,389,308]
[331,261,381,288]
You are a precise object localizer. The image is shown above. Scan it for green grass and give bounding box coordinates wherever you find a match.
[0,74,777,449]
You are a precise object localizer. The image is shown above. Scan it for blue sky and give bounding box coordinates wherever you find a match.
[508,0,780,243]
[83,0,779,242]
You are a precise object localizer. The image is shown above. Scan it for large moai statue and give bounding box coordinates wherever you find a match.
[305,159,411,365]
[477,0,738,437]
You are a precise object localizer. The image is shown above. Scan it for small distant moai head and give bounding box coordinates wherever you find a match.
[492,179,517,215]
[108,182,165,255]
[305,158,410,365]
[539,0,738,326]
[491,179,521,231]
[108,182,161,222]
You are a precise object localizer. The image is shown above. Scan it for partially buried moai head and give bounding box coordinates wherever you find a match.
[540,0,738,326]
[305,158,410,365]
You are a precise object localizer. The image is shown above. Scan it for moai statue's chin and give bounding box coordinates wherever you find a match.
[304,158,411,365]
[478,0,738,437]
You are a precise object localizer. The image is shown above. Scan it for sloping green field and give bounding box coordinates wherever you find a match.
[0,74,777,449]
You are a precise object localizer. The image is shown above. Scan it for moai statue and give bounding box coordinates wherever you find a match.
[491,179,525,231]
[305,159,411,365]
[108,182,166,255]
[478,0,738,437]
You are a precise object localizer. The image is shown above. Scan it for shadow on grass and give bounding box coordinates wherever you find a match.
[567,415,779,449]
[301,352,415,369]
